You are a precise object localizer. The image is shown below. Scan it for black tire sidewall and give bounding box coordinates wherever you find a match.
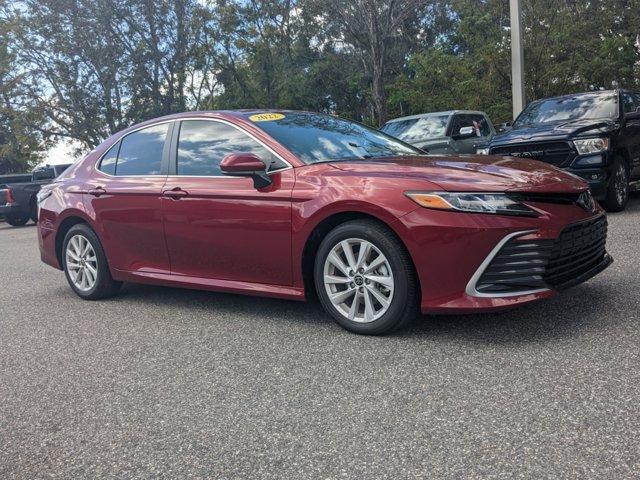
[62,224,115,300]
[314,221,416,335]
[5,215,28,227]
[30,200,38,223]
[604,157,629,212]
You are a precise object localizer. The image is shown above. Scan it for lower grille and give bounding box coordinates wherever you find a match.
[474,216,608,295]
[490,141,576,167]
[544,215,608,288]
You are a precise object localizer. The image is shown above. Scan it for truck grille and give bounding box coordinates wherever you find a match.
[489,141,576,167]
[474,216,608,295]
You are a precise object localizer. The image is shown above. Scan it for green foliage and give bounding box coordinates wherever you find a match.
[1,0,640,168]
[0,0,47,174]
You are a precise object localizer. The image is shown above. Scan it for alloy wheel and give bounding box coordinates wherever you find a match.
[66,234,98,292]
[323,238,395,323]
[615,162,628,206]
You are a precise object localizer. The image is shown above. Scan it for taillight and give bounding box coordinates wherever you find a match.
[4,188,14,204]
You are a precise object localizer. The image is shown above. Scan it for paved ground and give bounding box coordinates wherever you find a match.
[1,197,640,479]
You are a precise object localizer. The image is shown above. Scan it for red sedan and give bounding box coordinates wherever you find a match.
[37,111,612,335]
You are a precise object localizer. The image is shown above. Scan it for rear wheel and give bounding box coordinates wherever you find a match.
[62,223,122,300]
[314,219,418,335]
[602,157,629,212]
[5,214,29,227]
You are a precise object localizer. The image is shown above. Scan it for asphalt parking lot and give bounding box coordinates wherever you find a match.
[1,197,639,479]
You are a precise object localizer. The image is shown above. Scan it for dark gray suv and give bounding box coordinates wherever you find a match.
[381,110,496,154]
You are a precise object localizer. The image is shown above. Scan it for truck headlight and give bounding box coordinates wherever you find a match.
[573,138,609,155]
[405,192,538,217]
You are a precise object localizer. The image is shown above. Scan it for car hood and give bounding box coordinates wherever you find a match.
[328,155,587,193]
[492,118,616,145]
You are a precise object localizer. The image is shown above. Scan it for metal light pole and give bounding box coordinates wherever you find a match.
[510,0,525,120]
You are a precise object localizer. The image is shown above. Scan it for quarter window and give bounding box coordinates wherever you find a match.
[115,123,169,176]
[98,142,119,175]
[177,120,286,176]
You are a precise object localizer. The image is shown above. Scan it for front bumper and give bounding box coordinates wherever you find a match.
[395,203,611,314]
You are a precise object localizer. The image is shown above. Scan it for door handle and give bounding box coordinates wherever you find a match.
[163,187,188,199]
[88,186,106,197]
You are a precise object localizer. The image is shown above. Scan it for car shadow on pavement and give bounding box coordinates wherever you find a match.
[116,282,330,328]
[405,284,620,345]
[616,190,640,213]
[112,279,621,346]
[0,222,37,230]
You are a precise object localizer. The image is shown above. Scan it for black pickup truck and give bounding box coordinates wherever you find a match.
[480,89,640,211]
[0,164,71,226]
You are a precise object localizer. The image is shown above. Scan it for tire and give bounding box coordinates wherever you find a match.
[30,200,38,223]
[602,157,629,212]
[5,214,29,227]
[62,223,122,300]
[314,219,419,335]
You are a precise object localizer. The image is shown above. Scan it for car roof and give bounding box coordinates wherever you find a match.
[114,109,331,135]
[384,110,487,124]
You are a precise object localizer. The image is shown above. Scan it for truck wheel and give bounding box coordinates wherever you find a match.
[5,214,29,227]
[30,200,38,223]
[602,157,629,212]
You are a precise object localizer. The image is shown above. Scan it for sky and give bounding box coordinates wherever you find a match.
[42,140,83,166]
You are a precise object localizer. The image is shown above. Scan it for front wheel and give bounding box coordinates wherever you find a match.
[314,220,418,335]
[62,223,122,300]
[602,157,629,212]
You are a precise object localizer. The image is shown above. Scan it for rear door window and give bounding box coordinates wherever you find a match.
[115,123,169,176]
[33,168,55,181]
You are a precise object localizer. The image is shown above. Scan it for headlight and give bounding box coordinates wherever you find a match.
[405,192,538,217]
[573,138,609,155]
[476,148,490,155]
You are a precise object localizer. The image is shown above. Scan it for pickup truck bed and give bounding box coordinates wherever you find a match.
[0,164,72,227]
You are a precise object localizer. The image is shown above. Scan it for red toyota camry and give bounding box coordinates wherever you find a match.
[37,111,612,335]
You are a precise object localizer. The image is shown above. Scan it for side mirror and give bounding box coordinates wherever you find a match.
[452,126,476,140]
[220,152,272,189]
[497,122,512,133]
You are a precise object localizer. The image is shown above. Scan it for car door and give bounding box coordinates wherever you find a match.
[448,114,493,154]
[161,118,294,286]
[87,121,172,274]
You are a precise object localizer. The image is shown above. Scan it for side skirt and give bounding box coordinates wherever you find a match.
[112,269,306,302]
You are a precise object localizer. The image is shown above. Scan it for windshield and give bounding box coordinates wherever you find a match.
[513,93,618,128]
[381,115,449,142]
[246,112,422,164]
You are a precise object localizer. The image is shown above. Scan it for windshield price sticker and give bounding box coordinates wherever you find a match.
[249,113,285,122]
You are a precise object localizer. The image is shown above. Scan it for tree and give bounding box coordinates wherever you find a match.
[309,0,429,126]
[0,0,47,174]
